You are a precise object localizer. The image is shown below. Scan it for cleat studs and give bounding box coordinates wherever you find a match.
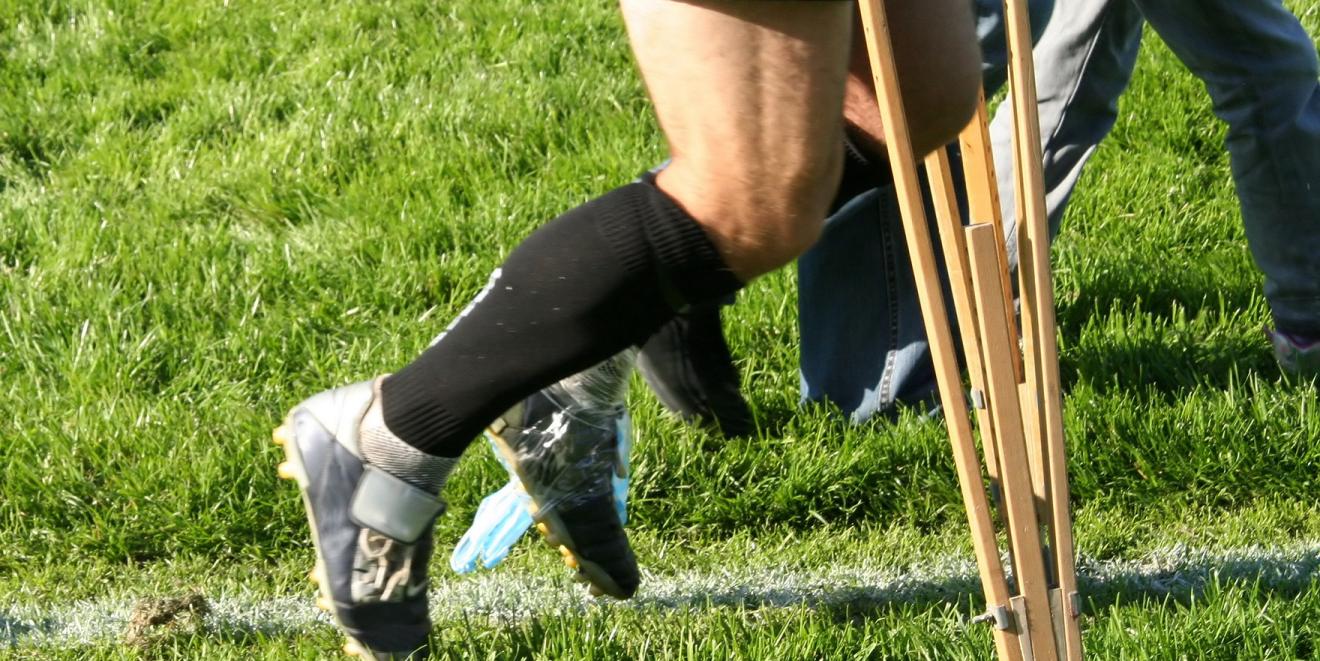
[537,525,561,547]
[307,568,319,584]
[316,595,333,612]
[588,583,605,597]
[559,546,579,569]
[277,462,295,480]
[343,640,366,657]
[572,572,588,584]
[272,428,288,447]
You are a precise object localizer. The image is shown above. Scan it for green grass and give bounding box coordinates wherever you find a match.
[2,0,1319,658]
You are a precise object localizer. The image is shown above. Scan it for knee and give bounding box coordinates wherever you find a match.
[845,4,985,158]
[846,61,980,158]
[902,18,987,153]
[757,201,829,266]
[719,212,826,280]
[881,0,984,155]
[712,153,838,275]
[902,46,982,156]
[658,145,840,280]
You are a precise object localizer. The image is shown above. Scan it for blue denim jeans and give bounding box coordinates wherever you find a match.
[798,183,944,421]
[989,0,1320,337]
[799,0,1320,421]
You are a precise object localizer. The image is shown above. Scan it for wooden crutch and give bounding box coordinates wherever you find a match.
[855,0,1082,658]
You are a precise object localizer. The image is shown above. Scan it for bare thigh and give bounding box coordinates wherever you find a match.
[622,0,981,281]
[621,0,852,281]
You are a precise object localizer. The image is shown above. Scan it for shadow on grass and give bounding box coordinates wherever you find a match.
[1057,274,1260,343]
[625,544,1320,620]
[1,613,56,647]
[1055,281,1284,395]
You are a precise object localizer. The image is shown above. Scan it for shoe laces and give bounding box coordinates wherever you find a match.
[357,529,420,602]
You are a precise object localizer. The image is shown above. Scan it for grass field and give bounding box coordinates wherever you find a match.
[2,1,1319,658]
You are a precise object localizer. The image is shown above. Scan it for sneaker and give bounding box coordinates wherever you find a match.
[1267,327,1320,381]
[637,304,753,437]
[274,380,446,660]
[485,352,640,598]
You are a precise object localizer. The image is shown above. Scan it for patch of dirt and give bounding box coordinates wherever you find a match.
[123,591,211,650]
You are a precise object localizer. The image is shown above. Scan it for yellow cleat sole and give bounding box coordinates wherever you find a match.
[486,424,630,600]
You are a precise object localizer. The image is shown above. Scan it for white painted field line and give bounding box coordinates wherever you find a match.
[3,541,1317,647]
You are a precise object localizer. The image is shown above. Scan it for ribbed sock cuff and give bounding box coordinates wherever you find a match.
[380,374,467,457]
[360,392,461,491]
[624,177,744,308]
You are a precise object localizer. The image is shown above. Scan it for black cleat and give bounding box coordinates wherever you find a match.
[485,354,640,599]
[275,380,444,659]
[637,304,754,437]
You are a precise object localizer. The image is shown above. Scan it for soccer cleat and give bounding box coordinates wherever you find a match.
[484,352,640,598]
[637,304,753,437]
[1267,327,1320,382]
[450,412,632,574]
[274,380,445,660]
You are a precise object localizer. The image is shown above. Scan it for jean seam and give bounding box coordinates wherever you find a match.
[878,201,901,409]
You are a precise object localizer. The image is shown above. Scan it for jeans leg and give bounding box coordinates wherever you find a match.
[798,152,962,422]
[1133,0,1320,337]
[976,0,1057,94]
[990,0,1145,263]
[798,189,903,421]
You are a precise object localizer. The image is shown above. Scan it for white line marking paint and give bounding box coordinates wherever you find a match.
[3,541,1317,647]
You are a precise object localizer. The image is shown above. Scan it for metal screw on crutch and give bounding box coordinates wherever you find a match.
[970,388,987,410]
[972,605,1014,631]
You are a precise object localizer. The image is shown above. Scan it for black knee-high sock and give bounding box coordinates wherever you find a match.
[381,179,744,457]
